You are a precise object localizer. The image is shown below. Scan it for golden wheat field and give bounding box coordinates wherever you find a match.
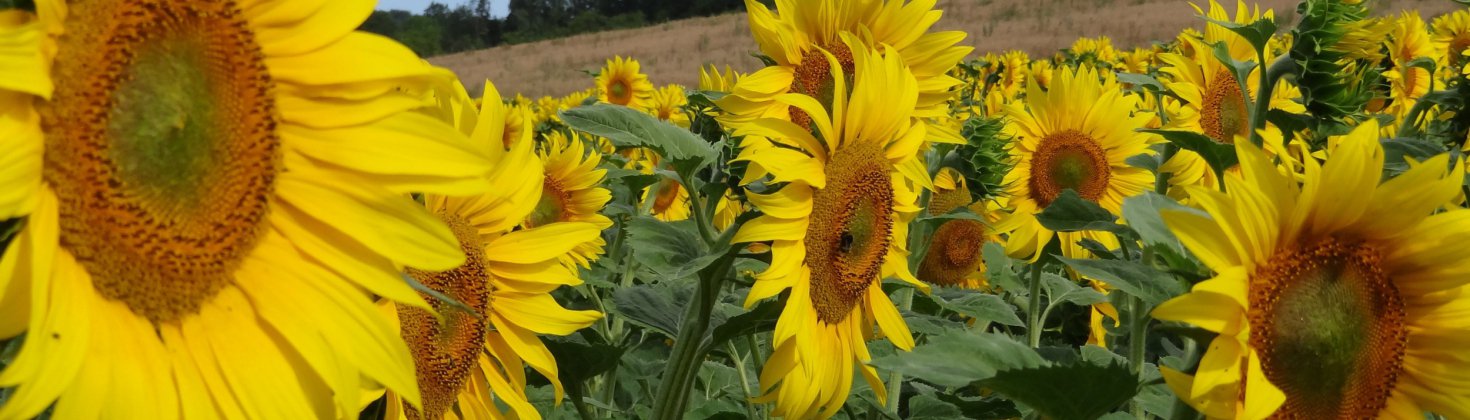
[2,0,1470,419]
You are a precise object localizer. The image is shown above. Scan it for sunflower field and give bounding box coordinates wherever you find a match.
[3,0,1470,419]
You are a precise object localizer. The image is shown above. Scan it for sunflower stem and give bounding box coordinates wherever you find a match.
[728,341,761,420]
[1249,54,1294,147]
[1027,262,1046,348]
[1128,295,1148,419]
[651,249,737,419]
[681,172,718,246]
[569,380,596,420]
[884,288,916,414]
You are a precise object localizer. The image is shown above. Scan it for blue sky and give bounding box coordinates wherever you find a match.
[375,0,509,17]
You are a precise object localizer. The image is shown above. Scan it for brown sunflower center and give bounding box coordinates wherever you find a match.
[42,0,279,324]
[806,142,894,324]
[525,178,570,228]
[1250,237,1407,419]
[401,215,493,420]
[652,178,683,214]
[917,219,987,287]
[1028,130,1110,207]
[608,80,631,105]
[789,43,855,130]
[1201,69,1249,144]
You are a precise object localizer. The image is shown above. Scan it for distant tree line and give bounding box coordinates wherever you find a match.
[360,0,750,57]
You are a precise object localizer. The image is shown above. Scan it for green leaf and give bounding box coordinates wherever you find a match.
[561,103,717,177]
[1202,15,1277,57]
[1115,72,1167,94]
[983,361,1139,420]
[1380,138,1446,176]
[1125,153,1159,174]
[982,243,1024,292]
[869,331,1046,388]
[1054,285,1109,307]
[705,298,782,348]
[1058,257,1185,306]
[934,290,1025,327]
[1405,56,1437,73]
[1035,189,1127,234]
[544,333,624,384]
[908,394,965,420]
[1121,192,1204,256]
[611,284,688,338]
[935,393,1021,419]
[625,216,719,281]
[1142,129,1239,176]
[1209,40,1258,90]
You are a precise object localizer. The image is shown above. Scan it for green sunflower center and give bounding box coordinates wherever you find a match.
[806,142,894,324]
[526,179,570,228]
[789,43,855,131]
[1028,130,1110,207]
[1201,69,1249,144]
[401,215,493,420]
[1250,238,1407,419]
[43,0,279,324]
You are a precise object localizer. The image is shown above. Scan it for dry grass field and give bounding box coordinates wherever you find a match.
[429,0,1464,98]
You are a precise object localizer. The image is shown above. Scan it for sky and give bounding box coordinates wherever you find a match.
[375,0,509,17]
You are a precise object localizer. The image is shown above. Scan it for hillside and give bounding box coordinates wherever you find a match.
[428,0,1462,98]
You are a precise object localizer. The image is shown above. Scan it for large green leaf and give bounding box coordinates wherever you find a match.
[982,361,1139,420]
[933,289,1025,327]
[611,284,689,338]
[1201,15,1277,57]
[1035,189,1127,235]
[1121,192,1204,256]
[1058,257,1185,306]
[705,298,782,349]
[544,333,624,384]
[625,216,718,281]
[1142,129,1239,176]
[561,104,717,177]
[908,394,965,420]
[982,242,1024,293]
[869,331,1045,388]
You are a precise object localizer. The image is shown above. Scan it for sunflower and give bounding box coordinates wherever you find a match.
[1383,11,1436,128]
[596,55,654,108]
[647,84,690,128]
[627,148,692,222]
[0,0,499,417]
[375,79,604,420]
[699,64,742,93]
[527,130,614,269]
[1001,65,1154,261]
[917,168,1007,289]
[715,0,970,144]
[1070,36,1119,63]
[1432,9,1470,75]
[1154,119,1470,419]
[994,50,1031,99]
[731,42,929,419]
[1157,1,1305,195]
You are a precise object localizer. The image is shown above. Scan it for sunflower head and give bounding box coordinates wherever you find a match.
[1432,9,1470,71]
[596,55,654,108]
[1155,119,1470,419]
[647,84,690,128]
[699,64,742,93]
[731,41,930,419]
